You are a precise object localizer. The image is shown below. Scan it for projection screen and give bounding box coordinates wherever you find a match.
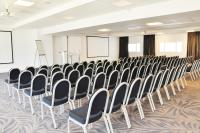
[87,36,109,58]
[0,31,14,64]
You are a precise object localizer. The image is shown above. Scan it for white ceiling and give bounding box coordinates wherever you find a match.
[0,0,171,28]
[63,11,200,35]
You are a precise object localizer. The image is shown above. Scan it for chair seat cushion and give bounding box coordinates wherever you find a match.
[5,79,18,84]
[24,89,45,96]
[42,96,68,106]
[69,105,102,124]
[13,83,31,89]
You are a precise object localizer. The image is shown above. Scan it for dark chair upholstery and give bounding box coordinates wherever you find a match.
[13,70,32,89]
[129,66,138,83]
[64,65,73,79]
[37,68,48,77]
[120,68,130,83]
[77,64,84,76]
[106,70,119,90]
[68,70,80,88]
[5,68,20,84]
[105,65,113,79]
[84,68,93,80]
[26,67,35,76]
[91,72,106,94]
[73,62,79,69]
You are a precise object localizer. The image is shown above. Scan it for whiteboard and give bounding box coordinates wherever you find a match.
[87,36,109,58]
[0,31,13,64]
[35,40,45,55]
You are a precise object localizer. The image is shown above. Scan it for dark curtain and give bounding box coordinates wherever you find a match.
[187,32,200,61]
[143,34,155,56]
[119,37,129,58]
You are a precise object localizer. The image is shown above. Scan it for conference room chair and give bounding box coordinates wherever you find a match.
[76,64,84,76]
[178,64,187,87]
[137,65,146,78]
[103,61,110,73]
[96,60,102,64]
[72,62,79,69]
[105,65,113,79]
[150,71,164,107]
[145,64,152,77]
[129,61,135,71]
[84,68,93,81]
[13,70,33,104]
[103,59,108,65]
[26,66,36,76]
[172,66,182,92]
[50,67,61,77]
[82,61,88,70]
[68,88,110,133]
[95,66,103,76]
[119,68,130,84]
[112,61,117,69]
[37,68,48,77]
[106,70,119,90]
[106,82,131,132]
[126,78,144,119]
[96,62,103,68]
[68,70,80,88]
[47,71,64,93]
[129,66,138,83]
[139,74,155,112]
[160,69,171,100]
[122,62,129,70]
[70,75,90,109]
[62,63,70,72]
[64,65,73,79]
[150,63,157,75]
[39,65,48,70]
[87,63,94,70]
[42,79,72,128]
[167,67,177,96]
[23,74,47,114]
[89,72,106,95]
[115,63,121,72]
[89,60,95,64]
[4,68,20,97]
[51,64,60,70]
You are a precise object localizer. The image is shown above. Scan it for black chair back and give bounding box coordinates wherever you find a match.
[126,78,142,105]
[68,70,80,87]
[8,68,20,83]
[120,68,130,83]
[37,68,48,77]
[84,68,93,80]
[95,66,103,75]
[51,72,64,91]
[129,66,138,83]
[107,70,119,90]
[92,72,106,93]
[19,70,32,88]
[105,65,113,79]
[31,74,46,95]
[115,64,121,72]
[52,79,71,106]
[51,67,61,76]
[151,71,163,92]
[82,61,88,69]
[77,64,84,76]
[64,65,73,79]
[73,62,79,69]
[62,63,70,72]
[26,67,35,76]
[140,74,153,97]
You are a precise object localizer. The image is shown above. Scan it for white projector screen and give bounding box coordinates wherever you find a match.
[0,31,13,64]
[87,36,109,58]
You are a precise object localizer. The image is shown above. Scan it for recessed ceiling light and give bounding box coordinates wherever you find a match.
[156,32,164,35]
[112,0,132,7]
[15,0,34,7]
[146,22,163,26]
[64,16,75,20]
[98,29,111,32]
[187,30,194,32]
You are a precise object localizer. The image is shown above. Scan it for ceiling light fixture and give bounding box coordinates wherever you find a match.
[146,22,163,26]
[112,0,132,7]
[187,30,195,32]
[98,29,111,32]
[15,0,34,7]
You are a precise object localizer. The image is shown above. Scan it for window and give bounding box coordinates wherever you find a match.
[128,43,140,52]
[160,41,183,52]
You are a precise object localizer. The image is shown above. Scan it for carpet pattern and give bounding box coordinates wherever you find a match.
[0,74,200,133]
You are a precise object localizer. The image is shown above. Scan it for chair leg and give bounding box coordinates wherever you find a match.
[170,83,176,96]
[82,126,87,133]
[189,73,194,80]
[176,81,181,92]
[150,93,156,110]
[106,115,114,133]
[68,119,70,133]
[69,101,73,110]
[180,79,185,89]
[50,108,57,128]
[121,106,131,128]
[12,86,15,99]
[136,99,144,119]
[157,90,163,106]
[183,76,187,86]
[7,84,11,97]
[40,96,44,120]
[29,97,34,114]
[59,105,64,114]
[23,95,26,109]
[71,101,75,109]
[147,94,154,112]
[17,89,21,104]
[164,86,170,100]
[103,116,111,133]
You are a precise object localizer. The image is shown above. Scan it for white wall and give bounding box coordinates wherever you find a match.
[52,35,119,64]
[0,29,53,73]
[155,33,187,57]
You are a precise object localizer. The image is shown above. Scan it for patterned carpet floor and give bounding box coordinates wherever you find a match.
[0,74,200,133]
